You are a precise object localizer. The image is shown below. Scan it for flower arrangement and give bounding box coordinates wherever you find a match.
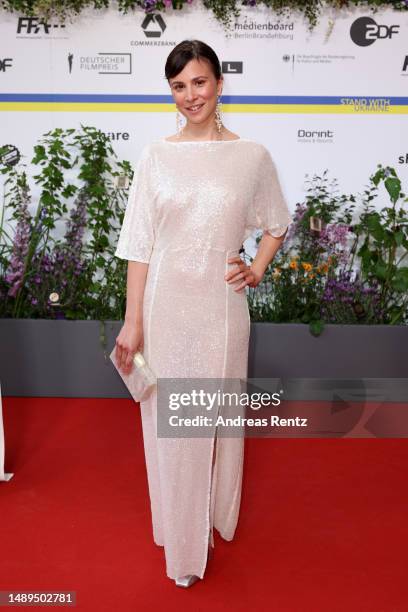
[246,166,408,335]
[0,0,406,32]
[1,127,407,337]
[0,126,132,320]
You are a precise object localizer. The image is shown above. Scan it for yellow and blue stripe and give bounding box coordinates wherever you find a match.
[1,94,407,113]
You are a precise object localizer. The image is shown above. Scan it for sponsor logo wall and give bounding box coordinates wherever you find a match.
[0,3,407,229]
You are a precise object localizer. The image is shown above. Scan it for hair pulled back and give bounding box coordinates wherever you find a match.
[165,39,222,82]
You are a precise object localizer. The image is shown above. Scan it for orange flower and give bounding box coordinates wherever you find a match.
[289,260,298,270]
[301,262,312,272]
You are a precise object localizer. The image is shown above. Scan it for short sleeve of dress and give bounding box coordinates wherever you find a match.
[114,145,155,263]
[246,146,293,238]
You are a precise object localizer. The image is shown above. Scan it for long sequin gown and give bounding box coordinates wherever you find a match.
[114,138,293,580]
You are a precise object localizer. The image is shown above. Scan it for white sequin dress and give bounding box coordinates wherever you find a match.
[114,137,293,580]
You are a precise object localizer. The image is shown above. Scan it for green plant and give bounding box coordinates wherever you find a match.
[352,165,408,324]
[246,165,407,335]
[0,0,406,33]
[0,126,132,321]
[1,132,407,337]
[247,171,356,332]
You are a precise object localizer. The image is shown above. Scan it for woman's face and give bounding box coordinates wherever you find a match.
[168,58,223,125]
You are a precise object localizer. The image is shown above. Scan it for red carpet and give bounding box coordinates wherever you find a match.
[1,396,408,611]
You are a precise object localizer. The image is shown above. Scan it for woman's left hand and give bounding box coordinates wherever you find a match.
[224,256,263,291]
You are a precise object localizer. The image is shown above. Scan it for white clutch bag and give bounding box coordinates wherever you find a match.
[110,346,157,403]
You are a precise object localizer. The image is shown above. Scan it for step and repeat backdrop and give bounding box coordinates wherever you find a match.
[0,3,407,227]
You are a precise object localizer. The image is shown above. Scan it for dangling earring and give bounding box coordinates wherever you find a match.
[215,96,223,133]
[176,110,185,138]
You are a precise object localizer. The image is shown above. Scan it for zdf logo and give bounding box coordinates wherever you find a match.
[350,16,399,46]
[0,58,13,71]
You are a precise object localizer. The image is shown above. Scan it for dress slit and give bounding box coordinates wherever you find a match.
[208,422,219,550]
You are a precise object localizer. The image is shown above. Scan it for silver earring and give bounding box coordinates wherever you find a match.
[215,96,223,133]
[176,110,185,138]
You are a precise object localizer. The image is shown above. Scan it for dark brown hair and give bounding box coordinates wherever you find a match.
[165,39,222,82]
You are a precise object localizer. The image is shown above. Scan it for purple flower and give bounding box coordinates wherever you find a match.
[64,193,87,253]
[5,193,32,297]
[50,190,87,280]
[317,223,350,264]
[321,270,382,323]
[286,202,307,242]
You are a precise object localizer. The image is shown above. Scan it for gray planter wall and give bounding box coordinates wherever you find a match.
[1,319,407,397]
[248,322,408,378]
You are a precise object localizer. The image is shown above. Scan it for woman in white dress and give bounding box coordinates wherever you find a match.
[114,39,293,587]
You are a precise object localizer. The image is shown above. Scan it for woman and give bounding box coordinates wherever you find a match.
[114,39,293,587]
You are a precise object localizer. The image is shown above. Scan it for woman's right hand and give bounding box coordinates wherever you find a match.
[115,321,144,375]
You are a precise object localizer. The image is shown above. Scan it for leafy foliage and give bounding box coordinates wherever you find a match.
[246,166,408,334]
[1,130,407,336]
[0,0,406,32]
[0,126,132,320]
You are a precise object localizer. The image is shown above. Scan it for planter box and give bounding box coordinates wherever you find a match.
[1,319,407,398]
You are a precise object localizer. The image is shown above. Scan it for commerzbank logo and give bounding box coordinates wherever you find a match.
[141,13,166,38]
[131,13,174,46]
[350,16,399,47]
